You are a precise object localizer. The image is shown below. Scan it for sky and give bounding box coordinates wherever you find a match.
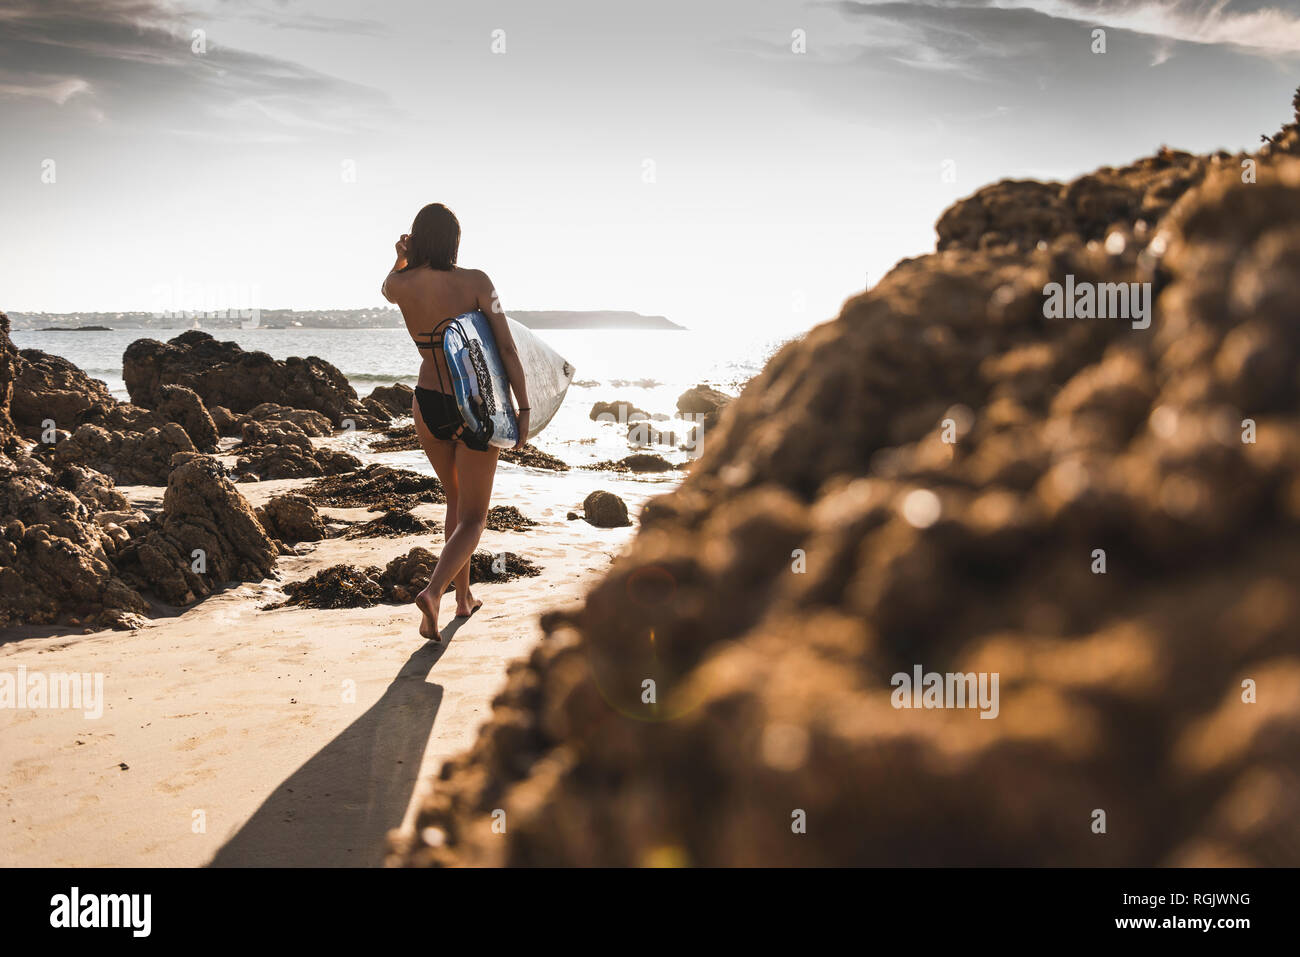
[1,0,1299,334]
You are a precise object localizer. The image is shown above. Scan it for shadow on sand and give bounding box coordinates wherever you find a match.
[208,637,449,867]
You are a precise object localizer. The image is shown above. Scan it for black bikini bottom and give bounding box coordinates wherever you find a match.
[414,387,491,452]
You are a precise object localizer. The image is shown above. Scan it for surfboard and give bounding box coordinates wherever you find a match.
[442,310,575,449]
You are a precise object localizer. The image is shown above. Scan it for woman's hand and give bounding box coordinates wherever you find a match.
[513,409,531,450]
[395,234,409,259]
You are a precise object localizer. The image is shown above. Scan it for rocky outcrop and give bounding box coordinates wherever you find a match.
[209,406,239,437]
[241,403,334,437]
[582,490,630,527]
[41,422,196,485]
[122,330,372,427]
[9,349,114,439]
[675,384,732,416]
[75,400,166,434]
[0,315,147,628]
[51,463,129,512]
[116,454,278,606]
[229,416,361,480]
[10,347,220,456]
[0,318,15,438]
[69,385,219,455]
[936,146,1204,253]
[233,443,362,481]
[0,318,279,628]
[256,494,327,543]
[0,463,150,629]
[396,93,1300,867]
[7,346,221,485]
[584,453,674,472]
[365,383,415,418]
[677,384,733,450]
[627,421,678,447]
[156,385,219,452]
[239,418,314,449]
[590,400,649,422]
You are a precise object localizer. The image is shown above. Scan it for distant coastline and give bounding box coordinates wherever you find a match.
[7,308,686,332]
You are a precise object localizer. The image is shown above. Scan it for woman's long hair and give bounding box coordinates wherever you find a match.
[402,203,460,271]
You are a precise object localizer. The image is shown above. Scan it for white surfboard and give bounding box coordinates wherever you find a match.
[442,310,574,449]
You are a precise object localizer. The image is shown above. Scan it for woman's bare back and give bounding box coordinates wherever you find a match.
[384,265,494,392]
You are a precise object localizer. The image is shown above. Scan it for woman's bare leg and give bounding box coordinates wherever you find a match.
[412,400,477,637]
[415,441,498,637]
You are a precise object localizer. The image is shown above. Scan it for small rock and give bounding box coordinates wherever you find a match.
[583,490,631,527]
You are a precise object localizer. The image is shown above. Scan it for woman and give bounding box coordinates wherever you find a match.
[381,203,530,640]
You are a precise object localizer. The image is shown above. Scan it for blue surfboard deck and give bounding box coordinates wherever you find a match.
[441,310,575,449]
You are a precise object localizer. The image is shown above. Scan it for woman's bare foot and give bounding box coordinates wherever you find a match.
[414,587,441,640]
[455,592,483,618]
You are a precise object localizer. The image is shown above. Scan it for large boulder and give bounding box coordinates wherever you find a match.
[122,330,370,427]
[240,417,313,450]
[584,453,674,473]
[231,413,362,480]
[674,384,732,416]
[0,505,150,629]
[233,443,362,481]
[42,422,196,485]
[590,400,649,422]
[50,463,129,512]
[396,100,1300,867]
[116,454,278,606]
[76,400,168,434]
[256,493,327,543]
[156,384,219,452]
[241,402,333,437]
[365,382,415,418]
[72,387,219,454]
[209,405,241,437]
[582,490,630,527]
[677,384,733,451]
[10,349,115,438]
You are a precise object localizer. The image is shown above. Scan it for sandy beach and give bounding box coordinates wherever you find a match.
[0,447,665,867]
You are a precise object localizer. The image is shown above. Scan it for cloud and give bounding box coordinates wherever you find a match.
[832,1,1073,80]
[1011,1,1300,53]
[0,0,394,139]
[0,75,92,104]
[850,1,1300,55]
[1150,34,1176,64]
[216,1,385,36]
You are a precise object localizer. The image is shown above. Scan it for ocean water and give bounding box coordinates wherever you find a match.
[10,326,796,469]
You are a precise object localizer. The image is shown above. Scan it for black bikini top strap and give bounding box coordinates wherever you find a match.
[427,315,465,396]
[419,315,459,351]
